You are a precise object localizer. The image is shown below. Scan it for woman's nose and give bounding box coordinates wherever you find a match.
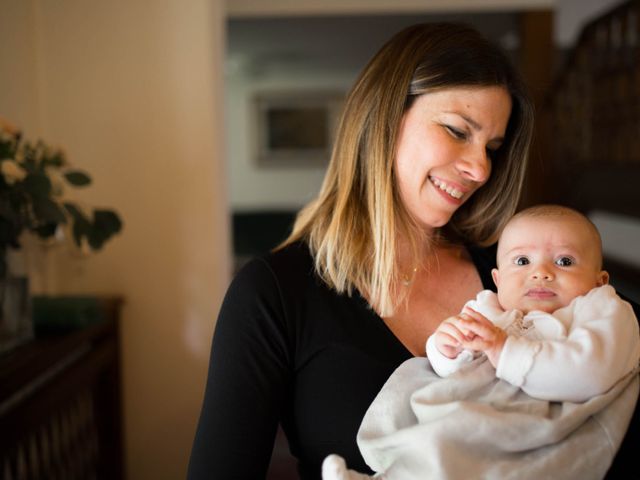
[457,147,491,183]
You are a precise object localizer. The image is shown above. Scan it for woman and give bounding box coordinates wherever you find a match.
[187,23,637,479]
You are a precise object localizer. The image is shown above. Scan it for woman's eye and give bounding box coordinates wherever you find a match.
[555,257,574,266]
[486,147,499,161]
[514,256,529,266]
[445,125,467,140]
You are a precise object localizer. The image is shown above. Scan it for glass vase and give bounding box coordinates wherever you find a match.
[0,249,33,355]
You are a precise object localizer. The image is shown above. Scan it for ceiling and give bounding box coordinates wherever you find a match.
[227,13,521,75]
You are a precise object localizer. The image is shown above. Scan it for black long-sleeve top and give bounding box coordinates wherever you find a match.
[187,241,640,479]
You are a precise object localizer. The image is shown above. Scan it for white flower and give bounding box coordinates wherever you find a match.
[45,167,66,197]
[1,159,27,184]
[0,117,19,136]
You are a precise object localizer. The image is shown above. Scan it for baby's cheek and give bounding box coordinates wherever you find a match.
[496,289,512,310]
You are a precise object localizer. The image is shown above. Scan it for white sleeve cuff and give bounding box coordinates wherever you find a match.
[426,334,476,377]
[495,335,541,386]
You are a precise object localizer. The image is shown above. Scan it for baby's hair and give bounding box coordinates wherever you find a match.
[504,204,603,267]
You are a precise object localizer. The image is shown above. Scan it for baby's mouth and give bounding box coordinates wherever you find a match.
[429,176,463,200]
[526,288,556,299]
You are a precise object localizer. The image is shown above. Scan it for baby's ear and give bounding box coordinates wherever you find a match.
[597,270,609,286]
[491,268,500,288]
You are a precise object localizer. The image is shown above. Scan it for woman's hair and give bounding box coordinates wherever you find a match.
[280,23,535,316]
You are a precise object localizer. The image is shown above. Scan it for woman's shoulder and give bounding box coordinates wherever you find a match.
[264,240,315,271]
[232,241,317,294]
[244,240,313,275]
[218,242,319,337]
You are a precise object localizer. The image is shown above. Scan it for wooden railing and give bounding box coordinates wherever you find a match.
[546,0,640,218]
[0,298,124,480]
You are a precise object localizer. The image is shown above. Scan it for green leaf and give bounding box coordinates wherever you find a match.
[63,202,81,217]
[85,209,123,250]
[41,150,66,168]
[34,223,58,238]
[22,173,52,198]
[0,139,16,159]
[72,220,90,247]
[94,209,122,235]
[33,198,67,224]
[22,143,38,172]
[64,202,90,247]
[64,170,91,186]
[61,205,123,250]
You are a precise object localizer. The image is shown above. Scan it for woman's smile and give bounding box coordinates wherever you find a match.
[428,175,467,201]
[394,86,512,231]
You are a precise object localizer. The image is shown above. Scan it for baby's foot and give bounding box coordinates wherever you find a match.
[322,454,374,480]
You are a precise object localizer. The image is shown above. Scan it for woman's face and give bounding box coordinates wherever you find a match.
[394,86,512,232]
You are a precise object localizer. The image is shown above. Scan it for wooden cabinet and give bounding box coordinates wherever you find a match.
[0,298,124,480]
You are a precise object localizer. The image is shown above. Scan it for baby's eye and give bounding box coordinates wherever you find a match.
[445,125,467,140]
[514,256,529,266]
[555,256,574,267]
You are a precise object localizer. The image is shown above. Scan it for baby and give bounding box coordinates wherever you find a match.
[323,205,640,480]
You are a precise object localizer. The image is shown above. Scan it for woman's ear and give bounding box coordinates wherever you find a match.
[491,268,500,289]
[597,270,609,286]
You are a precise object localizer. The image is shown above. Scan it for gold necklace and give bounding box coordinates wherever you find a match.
[401,266,418,286]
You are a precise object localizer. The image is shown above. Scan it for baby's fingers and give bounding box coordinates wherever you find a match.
[462,307,495,326]
[438,318,470,343]
[456,314,501,341]
[442,315,479,341]
[434,331,464,358]
[460,335,492,352]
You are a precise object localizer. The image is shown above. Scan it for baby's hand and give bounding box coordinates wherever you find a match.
[456,308,507,368]
[434,316,470,359]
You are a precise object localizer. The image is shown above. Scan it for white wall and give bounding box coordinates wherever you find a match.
[591,211,640,269]
[0,1,230,479]
[225,63,353,210]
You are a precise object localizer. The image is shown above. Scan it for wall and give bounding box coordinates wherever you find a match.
[0,1,41,137]
[0,0,230,479]
[226,61,353,211]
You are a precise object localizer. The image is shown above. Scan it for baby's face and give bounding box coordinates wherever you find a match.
[492,215,608,314]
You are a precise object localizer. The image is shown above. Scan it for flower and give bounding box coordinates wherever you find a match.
[0,119,123,277]
[1,159,27,185]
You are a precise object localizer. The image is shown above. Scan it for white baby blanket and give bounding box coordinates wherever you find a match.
[356,357,639,480]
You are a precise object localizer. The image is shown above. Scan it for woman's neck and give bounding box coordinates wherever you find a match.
[396,229,459,273]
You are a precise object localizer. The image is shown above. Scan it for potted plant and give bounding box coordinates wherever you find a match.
[0,119,122,351]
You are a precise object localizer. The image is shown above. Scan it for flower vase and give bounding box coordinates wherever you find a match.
[0,249,33,354]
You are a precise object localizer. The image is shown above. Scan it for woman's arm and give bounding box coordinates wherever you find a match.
[187,258,292,479]
[608,290,640,478]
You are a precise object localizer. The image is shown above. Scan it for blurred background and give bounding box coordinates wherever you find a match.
[1,0,638,479]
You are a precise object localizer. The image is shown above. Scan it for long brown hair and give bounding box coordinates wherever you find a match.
[281,23,535,316]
